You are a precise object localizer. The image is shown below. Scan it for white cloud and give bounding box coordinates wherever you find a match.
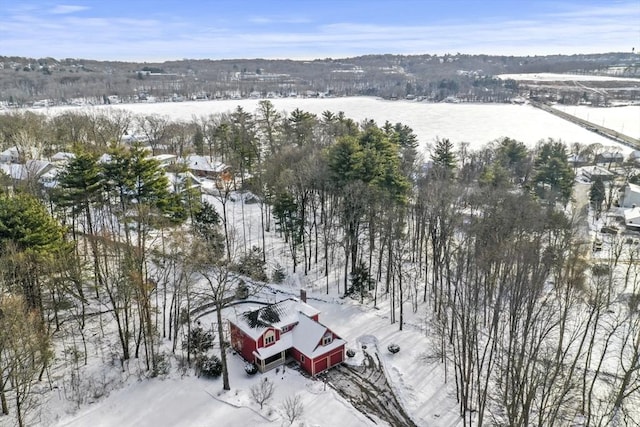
[49,4,89,15]
[248,15,312,25]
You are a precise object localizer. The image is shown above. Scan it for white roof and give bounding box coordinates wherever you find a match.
[0,160,52,180]
[230,298,345,360]
[230,298,320,341]
[624,207,640,223]
[185,155,215,172]
[291,314,346,358]
[0,147,21,163]
[153,154,177,162]
[583,165,614,177]
[52,152,76,162]
[166,172,202,191]
[254,333,293,359]
[626,183,640,194]
[0,163,25,180]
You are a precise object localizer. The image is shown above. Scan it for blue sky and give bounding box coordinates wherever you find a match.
[1,0,639,61]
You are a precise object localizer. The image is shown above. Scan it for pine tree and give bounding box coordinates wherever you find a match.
[431,138,457,178]
[589,177,606,213]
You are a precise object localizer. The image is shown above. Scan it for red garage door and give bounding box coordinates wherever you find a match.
[314,357,328,375]
[330,349,343,366]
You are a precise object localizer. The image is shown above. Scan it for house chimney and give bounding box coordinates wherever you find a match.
[300,289,307,303]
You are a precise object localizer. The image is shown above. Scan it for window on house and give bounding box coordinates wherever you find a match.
[264,331,275,345]
[300,355,305,363]
[322,333,332,346]
[281,325,290,333]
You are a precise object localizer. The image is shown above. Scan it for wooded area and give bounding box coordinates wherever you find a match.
[0,104,638,426]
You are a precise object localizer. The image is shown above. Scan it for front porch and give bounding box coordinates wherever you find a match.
[253,348,294,372]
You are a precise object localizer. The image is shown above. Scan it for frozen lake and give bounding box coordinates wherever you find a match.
[37,97,633,154]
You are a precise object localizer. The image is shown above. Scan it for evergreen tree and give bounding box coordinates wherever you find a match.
[431,138,457,178]
[533,139,575,203]
[589,176,606,213]
[347,261,374,302]
[0,193,69,311]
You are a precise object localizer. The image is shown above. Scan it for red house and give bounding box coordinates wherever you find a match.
[229,298,346,376]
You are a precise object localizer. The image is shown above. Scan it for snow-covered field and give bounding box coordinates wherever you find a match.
[49,295,457,427]
[35,97,632,154]
[497,73,640,83]
[553,104,640,139]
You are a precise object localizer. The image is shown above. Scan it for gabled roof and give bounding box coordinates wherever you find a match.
[0,146,20,157]
[166,171,202,192]
[583,165,614,177]
[230,298,320,340]
[0,163,24,180]
[291,314,346,358]
[0,160,53,181]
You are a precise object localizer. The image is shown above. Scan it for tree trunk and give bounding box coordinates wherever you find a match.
[216,303,231,390]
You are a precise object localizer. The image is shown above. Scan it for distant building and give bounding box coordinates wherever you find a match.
[568,153,589,167]
[624,207,640,231]
[0,146,21,163]
[596,151,624,164]
[583,165,615,181]
[184,155,231,180]
[620,183,640,208]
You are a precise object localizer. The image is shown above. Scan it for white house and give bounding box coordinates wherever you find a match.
[0,159,54,182]
[624,207,640,231]
[620,183,640,208]
[583,165,615,181]
[0,146,21,163]
[184,155,231,180]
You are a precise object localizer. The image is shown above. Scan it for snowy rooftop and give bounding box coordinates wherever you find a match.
[230,298,320,341]
[184,155,214,172]
[292,313,346,358]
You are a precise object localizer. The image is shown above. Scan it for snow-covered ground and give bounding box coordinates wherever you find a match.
[5,97,637,427]
[34,97,631,154]
[24,189,459,427]
[553,105,640,139]
[497,73,640,83]
[49,295,458,427]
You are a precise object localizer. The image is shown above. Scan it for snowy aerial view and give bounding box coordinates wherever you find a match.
[1,1,640,427]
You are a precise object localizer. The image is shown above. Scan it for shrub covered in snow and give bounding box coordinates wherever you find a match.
[245,363,259,375]
[198,354,223,378]
[387,344,400,354]
[346,349,356,358]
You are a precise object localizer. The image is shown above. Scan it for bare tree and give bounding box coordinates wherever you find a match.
[282,394,304,425]
[250,378,275,409]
